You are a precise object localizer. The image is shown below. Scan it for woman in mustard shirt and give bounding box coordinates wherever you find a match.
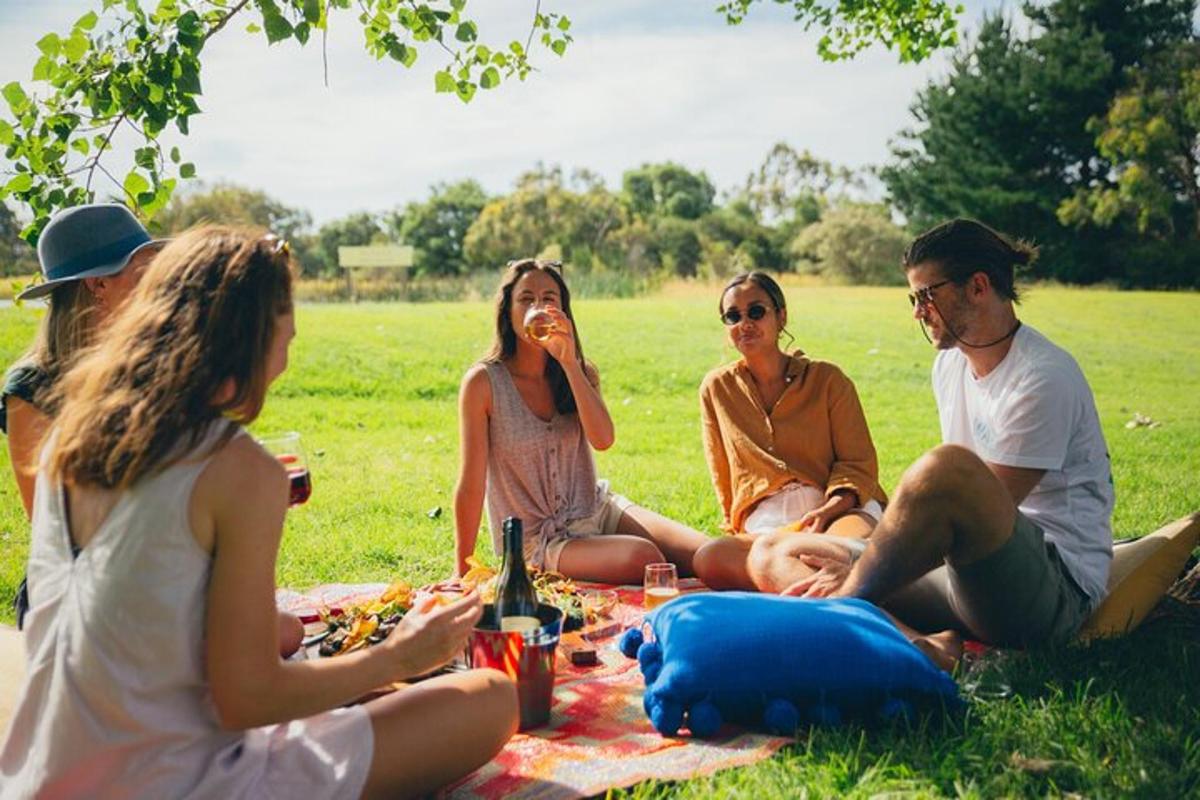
[693,272,887,590]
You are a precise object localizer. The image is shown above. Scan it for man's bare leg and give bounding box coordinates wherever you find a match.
[836,444,1018,603]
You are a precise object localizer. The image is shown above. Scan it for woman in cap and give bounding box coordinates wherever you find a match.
[0,226,518,798]
[2,204,166,517]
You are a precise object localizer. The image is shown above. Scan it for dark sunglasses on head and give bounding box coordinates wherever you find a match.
[507,258,563,273]
[907,278,953,308]
[720,302,770,326]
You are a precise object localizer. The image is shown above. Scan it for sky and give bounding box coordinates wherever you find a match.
[1,1,1005,225]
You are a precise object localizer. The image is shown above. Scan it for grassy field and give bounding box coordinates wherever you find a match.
[1,284,1198,796]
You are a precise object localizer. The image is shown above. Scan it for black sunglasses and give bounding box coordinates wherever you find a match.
[907,279,953,308]
[720,302,770,326]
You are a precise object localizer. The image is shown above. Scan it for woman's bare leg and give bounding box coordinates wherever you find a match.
[825,512,876,539]
[692,535,756,590]
[746,531,855,593]
[614,504,711,577]
[554,535,666,584]
[359,668,518,800]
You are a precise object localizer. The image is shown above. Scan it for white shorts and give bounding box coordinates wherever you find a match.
[742,482,883,536]
[543,480,635,572]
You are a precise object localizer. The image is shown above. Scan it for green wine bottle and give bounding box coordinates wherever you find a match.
[496,517,541,633]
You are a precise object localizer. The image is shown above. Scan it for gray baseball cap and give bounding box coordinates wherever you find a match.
[18,203,169,301]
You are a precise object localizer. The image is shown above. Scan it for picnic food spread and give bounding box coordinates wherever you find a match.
[312,558,616,657]
[316,581,413,657]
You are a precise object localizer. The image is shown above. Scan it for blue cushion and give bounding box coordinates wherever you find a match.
[622,592,961,737]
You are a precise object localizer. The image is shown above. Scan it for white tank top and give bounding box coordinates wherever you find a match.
[0,421,381,799]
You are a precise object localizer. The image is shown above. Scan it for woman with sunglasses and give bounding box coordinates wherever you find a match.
[692,271,888,590]
[453,259,708,583]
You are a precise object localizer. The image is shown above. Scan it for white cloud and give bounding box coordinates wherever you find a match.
[1,0,986,225]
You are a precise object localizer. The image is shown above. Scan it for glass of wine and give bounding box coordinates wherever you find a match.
[523,305,557,342]
[258,431,312,507]
[643,562,679,610]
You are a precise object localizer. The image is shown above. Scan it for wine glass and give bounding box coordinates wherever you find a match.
[643,563,679,610]
[258,431,312,507]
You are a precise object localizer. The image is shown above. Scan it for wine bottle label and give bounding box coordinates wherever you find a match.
[499,616,542,633]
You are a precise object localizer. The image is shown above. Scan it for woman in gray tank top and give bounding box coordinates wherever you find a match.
[453,259,708,583]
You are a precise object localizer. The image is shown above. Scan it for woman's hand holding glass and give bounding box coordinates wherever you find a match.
[525,305,576,364]
[381,591,482,680]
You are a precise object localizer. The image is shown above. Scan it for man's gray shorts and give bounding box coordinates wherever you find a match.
[883,512,1093,646]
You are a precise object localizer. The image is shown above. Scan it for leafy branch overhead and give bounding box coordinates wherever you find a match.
[1,0,962,243]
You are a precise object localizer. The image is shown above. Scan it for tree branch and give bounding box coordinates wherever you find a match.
[86,113,127,196]
[202,0,254,44]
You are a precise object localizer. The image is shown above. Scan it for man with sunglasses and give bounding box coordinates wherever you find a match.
[786,219,1114,653]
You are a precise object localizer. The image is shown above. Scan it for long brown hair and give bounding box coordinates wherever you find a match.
[483,259,586,415]
[16,281,99,409]
[46,226,294,490]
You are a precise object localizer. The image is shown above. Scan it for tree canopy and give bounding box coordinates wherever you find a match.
[881,0,1199,287]
[1,0,962,242]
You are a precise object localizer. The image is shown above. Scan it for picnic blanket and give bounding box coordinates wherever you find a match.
[277,580,792,800]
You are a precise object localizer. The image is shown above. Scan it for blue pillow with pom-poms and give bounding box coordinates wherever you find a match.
[619,592,960,737]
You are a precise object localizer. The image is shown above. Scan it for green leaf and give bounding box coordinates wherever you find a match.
[32,56,55,82]
[261,2,295,44]
[0,119,13,145]
[303,0,321,25]
[246,22,262,33]
[5,174,34,194]
[2,82,29,113]
[294,22,311,45]
[455,22,477,42]
[124,170,150,198]
[135,147,157,169]
[480,66,500,89]
[63,32,89,63]
[455,80,476,103]
[74,11,99,31]
[71,138,90,156]
[434,70,456,93]
[557,16,571,32]
[170,146,181,163]
[550,39,567,56]
[36,33,61,58]
[180,162,195,178]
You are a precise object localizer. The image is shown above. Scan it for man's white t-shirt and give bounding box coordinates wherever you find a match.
[933,324,1114,607]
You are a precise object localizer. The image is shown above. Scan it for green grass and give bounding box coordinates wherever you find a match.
[1,284,1198,797]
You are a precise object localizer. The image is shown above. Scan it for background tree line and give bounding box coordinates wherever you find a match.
[3,0,1196,289]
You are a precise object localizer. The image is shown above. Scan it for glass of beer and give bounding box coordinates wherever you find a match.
[259,432,312,507]
[523,305,556,342]
[643,562,679,610]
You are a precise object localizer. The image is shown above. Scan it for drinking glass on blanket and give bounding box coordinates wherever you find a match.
[258,432,312,507]
[644,563,680,610]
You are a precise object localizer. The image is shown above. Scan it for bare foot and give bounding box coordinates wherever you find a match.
[911,629,963,673]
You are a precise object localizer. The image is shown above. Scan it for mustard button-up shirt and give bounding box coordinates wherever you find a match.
[699,351,887,533]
